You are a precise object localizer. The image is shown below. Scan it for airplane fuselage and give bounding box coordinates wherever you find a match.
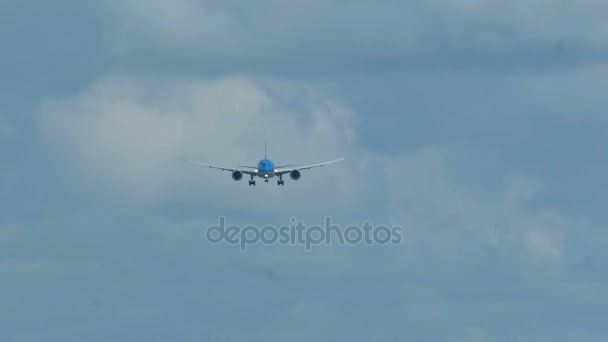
[256,158,276,179]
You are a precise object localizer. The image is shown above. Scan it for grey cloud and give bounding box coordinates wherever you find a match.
[384,145,574,264]
[3,1,608,341]
[98,0,608,74]
[348,65,608,223]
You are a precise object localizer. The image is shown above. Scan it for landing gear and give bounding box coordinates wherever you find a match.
[277,180,284,186]
[249,175,256,186]
[265,179,269,183]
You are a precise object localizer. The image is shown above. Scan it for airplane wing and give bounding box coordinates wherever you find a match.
[275,157,346,175]
[185,159,257,175]
[238,164,293,169]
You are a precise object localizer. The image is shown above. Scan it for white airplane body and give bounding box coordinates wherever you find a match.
[185,142,345,186]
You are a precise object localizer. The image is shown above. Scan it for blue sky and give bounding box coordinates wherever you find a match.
[1,1,608,341]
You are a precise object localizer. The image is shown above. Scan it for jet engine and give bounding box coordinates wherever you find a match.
[232,170,243,181]
[289,170,301,180]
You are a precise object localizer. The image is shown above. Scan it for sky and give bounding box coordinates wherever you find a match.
[1,0,608,341]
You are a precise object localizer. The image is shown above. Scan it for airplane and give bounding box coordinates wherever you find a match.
[184,141,345,186]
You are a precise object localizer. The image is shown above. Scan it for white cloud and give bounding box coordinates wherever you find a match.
[385,145,569,264]
[37,74,374,217]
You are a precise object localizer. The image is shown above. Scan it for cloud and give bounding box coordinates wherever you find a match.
[521,64,608,119]
[383,144,571,264]
[37,74,382,220]
[105,0,240,50]
[428,0,608,44]
[36,72,589,266]
[3,1,608,340]
[21,68,608,339]
[519,219,565,263]
[101,0,608,69]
